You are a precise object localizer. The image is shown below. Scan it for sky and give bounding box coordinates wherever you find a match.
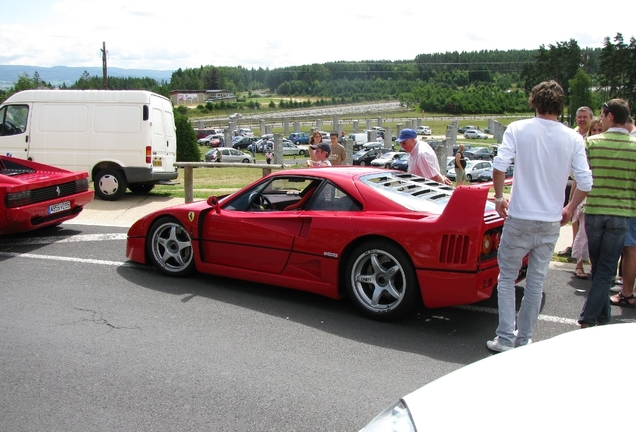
[1,0,634,72]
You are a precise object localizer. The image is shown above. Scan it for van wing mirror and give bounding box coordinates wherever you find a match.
[207,196,221,214]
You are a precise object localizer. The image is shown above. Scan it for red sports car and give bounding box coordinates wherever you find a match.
[1,155,94,235]
[126,167,524,321]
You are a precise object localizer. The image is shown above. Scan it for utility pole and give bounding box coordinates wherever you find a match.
[101,42,108,90]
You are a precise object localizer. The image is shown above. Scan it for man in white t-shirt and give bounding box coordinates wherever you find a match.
[486,81,593,352]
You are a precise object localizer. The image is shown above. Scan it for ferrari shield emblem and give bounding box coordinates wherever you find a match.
[188,212,195,222]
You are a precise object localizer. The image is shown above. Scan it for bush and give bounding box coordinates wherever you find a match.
[175,105,188,115]
[174,112,200,162]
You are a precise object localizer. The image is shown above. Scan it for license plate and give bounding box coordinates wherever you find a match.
[48,201,71,214]
[153,158,163,167]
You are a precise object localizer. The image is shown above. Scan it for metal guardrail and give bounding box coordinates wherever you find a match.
[173,162,290,203]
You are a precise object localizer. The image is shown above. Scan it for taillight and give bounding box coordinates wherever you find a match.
[482,233,492,255]
[146,146,151,164]
[491,231,501,250]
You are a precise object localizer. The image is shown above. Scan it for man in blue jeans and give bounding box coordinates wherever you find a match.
[578,99,636,327]
[487,81,593,352]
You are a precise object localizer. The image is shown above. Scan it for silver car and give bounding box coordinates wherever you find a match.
[446,160,493,182]
[207,148,253,163]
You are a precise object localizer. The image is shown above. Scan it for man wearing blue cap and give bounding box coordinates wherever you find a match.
[397,128,451,185]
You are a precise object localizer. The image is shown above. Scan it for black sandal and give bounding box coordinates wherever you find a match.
[610,293,636,308]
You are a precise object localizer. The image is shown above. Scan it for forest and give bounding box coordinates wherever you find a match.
[2,33,634,124]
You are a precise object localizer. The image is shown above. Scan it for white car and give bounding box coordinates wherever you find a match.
[464,129,488,139]
[214,148,253,163]
[370,152,405,168]
[446,160,492,182]
[359,323,635,431]
[416,126,432,135]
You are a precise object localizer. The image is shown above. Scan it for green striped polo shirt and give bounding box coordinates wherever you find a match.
[584,129,636,217]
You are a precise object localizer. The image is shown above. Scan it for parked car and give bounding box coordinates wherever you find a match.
[458,125,478,133]
[206,148,253,163]
[390,153,409,172]
[126,167,521,321]
[282,141,309,156]
[234,127,254,137]
[232,136,256,150]
[288,132,310,145]
[464,129,489,139]
[464,147,495,160]
[353,148,388,166]
[416,126,432,135]
[452,144,473,155]
[370,152,406,168]
[229,112,242,120]
[359,323,635,431]
[478,164,514,182]
[198,134,225,147]
[1,155,94,235]
[446,155,471,172]
[447,160,493,182]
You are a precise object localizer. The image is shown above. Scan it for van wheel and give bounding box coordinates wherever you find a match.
[94,169,127,201]
[128,183,155,194]
[360,161,366,166]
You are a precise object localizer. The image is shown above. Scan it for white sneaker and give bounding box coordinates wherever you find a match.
[486,337,514,353]
[516,339,532,347]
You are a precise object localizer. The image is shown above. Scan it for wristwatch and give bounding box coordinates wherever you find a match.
[494,195,505,203]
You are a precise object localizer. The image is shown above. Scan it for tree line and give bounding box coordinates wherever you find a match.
[1,33,634,119]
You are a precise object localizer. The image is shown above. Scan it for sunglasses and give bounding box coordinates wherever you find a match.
[602,102,612,116]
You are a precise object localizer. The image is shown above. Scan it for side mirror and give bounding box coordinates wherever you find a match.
[207,196,221,214]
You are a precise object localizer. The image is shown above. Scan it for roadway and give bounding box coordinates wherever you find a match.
[1,216,634,431]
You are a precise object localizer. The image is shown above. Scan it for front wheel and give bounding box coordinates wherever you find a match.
[147,217,195,277]
[345,241,420,321]
[467,174,473,182]
[360,161,366,166]
[242,158,251,163]
[94,169,127,201]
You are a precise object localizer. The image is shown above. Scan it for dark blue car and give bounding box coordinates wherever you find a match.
[390,153,409,172]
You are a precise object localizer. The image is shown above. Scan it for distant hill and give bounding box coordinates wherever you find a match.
[0,65,174,89]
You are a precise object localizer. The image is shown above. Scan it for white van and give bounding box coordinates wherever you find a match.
[0,90,178,200]
[348,133,368,150]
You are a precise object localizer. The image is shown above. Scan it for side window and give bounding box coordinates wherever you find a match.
[0,105,29,137]
[308,183,361,212]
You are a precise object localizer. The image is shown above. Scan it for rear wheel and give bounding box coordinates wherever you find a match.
[360,161,366,166]
[345,241,419,321]
[147,217,195,276]
[94,169,127,201]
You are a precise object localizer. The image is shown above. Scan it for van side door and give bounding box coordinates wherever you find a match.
[0,104,30,159]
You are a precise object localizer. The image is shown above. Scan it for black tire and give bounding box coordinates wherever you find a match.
[467,174,473,182]
[147,217,195,277]
[345,241,420,321]
[360,161,366,166]
[128,183,155,194]
[242,158,250,163]
[94,169,127,201]
[294,140,300,145]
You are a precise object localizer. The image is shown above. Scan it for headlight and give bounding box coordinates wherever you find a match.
[358,400,416,432]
